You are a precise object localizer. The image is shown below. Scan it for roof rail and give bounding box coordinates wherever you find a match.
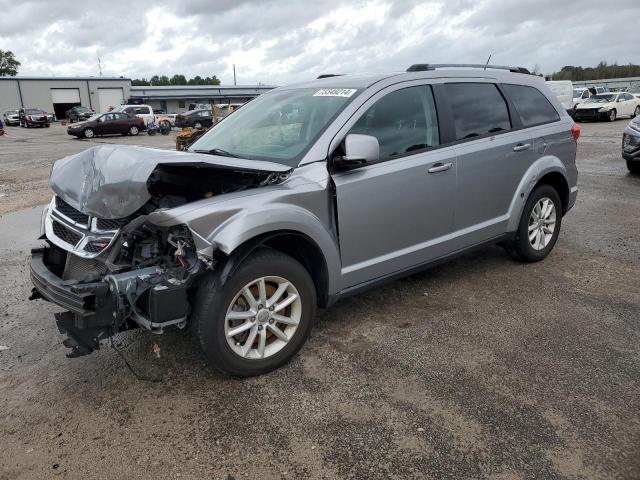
[406,63,531,74]
[317,74,344,79]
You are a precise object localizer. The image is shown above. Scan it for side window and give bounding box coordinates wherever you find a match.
[582,91,589,99]
[348,85,439,162]
[178,101,186,109]
[116,113,128,120]
[502,84,560,127]
[444,83,511,140]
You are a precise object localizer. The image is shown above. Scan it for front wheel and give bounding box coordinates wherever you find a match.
[507,184,562,263]
[607,109,617,122]
[193,121,203,129]
[83,128,94,138]
[194,249,316,377]
[129,125,139,136]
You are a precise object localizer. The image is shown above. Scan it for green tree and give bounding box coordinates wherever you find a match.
[170,74,187,85]
[0,50,20,76]
[131,78,151,86]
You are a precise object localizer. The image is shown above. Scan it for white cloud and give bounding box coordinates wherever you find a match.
[1,0,639,85]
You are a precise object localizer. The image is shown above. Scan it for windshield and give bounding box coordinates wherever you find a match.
[189,87,360,166]
[573,89,585,98]
[77,106,91,112]
[25,109,45,115]
[586,94,616,103]
[5,110,18,115]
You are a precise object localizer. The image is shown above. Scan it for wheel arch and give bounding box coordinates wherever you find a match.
[506,157,571,231]
[217,230,332,308]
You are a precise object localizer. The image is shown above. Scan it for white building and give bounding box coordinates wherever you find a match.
[0,76,131,118]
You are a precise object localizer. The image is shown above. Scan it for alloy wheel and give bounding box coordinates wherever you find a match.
[224,276,302,360]
[528,197,556,250]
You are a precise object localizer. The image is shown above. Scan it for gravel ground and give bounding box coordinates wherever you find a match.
[0,120,638,480]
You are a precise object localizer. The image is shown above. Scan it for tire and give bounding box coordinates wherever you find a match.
[507,184,562,263]
[83,128,94,139]
[129,125,139,136]
[627,159,640,174]
[45,124,50,128]
[193,121,203,129]
[607,109,616,122]
[193,249,316,377]
[633,106,640,118]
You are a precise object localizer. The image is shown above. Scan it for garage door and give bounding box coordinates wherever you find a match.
[51,88,81,103]
[98,88,124,112]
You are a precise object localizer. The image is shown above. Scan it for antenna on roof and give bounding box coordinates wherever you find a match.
[97,57,102,77]
[484,54,492,70]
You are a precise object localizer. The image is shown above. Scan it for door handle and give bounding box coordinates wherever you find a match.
[428,162,453,174]
[512,143,531,152]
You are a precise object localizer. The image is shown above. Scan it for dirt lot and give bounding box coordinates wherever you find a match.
[0,120,639,480]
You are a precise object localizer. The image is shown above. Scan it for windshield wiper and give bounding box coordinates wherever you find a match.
[191,148,242,158]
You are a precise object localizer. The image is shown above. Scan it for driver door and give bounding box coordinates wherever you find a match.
[331,83,457,288]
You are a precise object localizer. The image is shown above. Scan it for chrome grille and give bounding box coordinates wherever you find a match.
[55,197,89,226]
[46,196,128,259]
[96,218,128,231]
[52,220,82,246]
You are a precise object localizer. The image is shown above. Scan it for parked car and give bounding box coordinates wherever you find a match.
[66,112,145,138]
[19,108,50,128]
[0,117,4,136]
[574,92,640,122]
[175,109,214,129]
[622,115,640,174]
[112,104,156,125]
[30,63,579,376]
[572,86,610,109]
[3,109,20,126]
[546,80,574,115]
[66,106,95,123]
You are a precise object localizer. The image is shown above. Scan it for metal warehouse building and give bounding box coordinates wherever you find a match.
[0,77,131,119]
[128,85,275,113]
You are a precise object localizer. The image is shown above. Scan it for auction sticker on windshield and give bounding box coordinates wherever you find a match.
[313,88,357,97]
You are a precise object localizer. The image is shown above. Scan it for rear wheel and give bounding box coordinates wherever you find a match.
[194,121,203,129]
[627,159,640,174]
[194,249,316,377]
[129,125,139,136]
[83,128,94,138]
[608,109,617,122]
[507,184,562,263]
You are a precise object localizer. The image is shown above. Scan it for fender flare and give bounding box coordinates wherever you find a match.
[201,204,342,296]
[505,156,569,232]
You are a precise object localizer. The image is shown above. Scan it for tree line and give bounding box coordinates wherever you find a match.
[550,62,640,81]
[131,75,221,86]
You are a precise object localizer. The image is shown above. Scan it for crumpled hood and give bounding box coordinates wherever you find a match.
[49,144,292,219]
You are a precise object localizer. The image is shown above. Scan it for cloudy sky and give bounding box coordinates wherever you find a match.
[2,0,639,85]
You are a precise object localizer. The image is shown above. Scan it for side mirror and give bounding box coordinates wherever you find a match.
[337,134,379,168]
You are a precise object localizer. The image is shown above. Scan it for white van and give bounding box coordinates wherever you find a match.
[546,80,573,114]
[112,104,156,126]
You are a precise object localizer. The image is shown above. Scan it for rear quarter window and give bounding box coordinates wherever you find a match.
[444,83,511,141]
[502,84,560,127]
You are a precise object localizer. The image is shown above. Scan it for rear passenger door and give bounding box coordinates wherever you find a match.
[444,82,533,243]
[331,83,458,287]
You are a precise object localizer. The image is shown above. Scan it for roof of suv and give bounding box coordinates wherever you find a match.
[284,67,538,90]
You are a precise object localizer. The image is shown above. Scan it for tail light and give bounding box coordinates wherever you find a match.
[571,124,580,142]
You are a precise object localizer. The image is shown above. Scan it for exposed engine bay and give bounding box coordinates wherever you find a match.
[30,145,292,357]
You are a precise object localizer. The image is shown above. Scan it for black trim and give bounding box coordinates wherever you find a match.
[327,233,511,306]
[30,249,108,316]
[499,83,562,129]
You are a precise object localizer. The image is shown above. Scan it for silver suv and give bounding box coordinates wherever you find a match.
[30,64,579,376]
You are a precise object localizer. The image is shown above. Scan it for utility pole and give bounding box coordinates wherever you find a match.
[98,57,102,77]
[233,64,237,86]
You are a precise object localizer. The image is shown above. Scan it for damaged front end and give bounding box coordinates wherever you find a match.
[30,145,291,357]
